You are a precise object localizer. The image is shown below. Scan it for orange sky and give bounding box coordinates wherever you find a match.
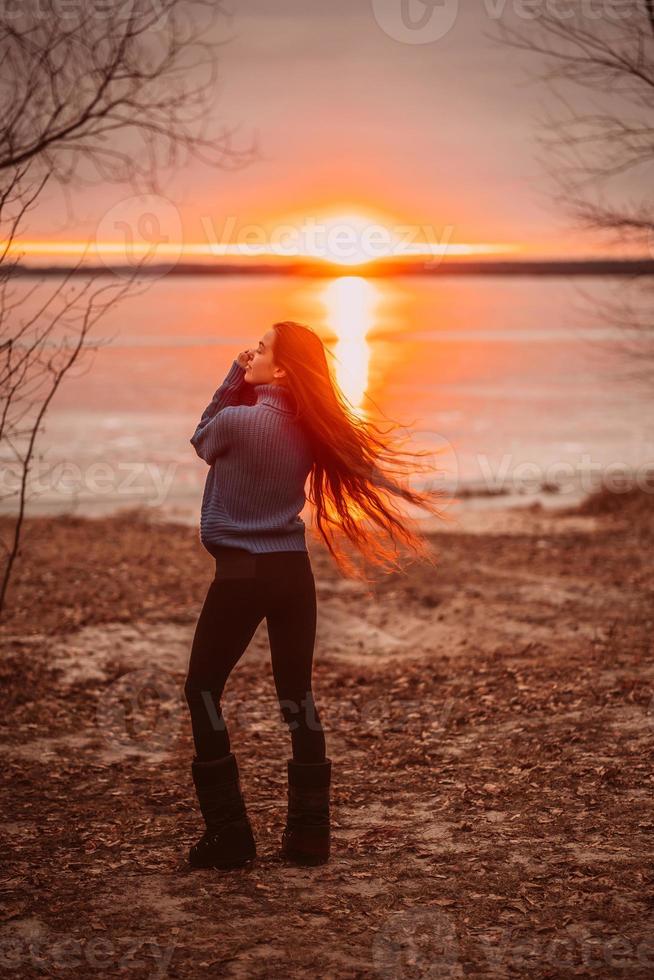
[14,2,650,266]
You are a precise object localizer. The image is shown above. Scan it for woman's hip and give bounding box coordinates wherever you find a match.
[210,545,313,583]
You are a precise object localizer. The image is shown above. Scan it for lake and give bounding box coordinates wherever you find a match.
[5,272,653,524]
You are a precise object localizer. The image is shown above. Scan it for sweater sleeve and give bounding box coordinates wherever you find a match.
[193,360,249,428]
[190,360,250,463]
[190,404,242,465]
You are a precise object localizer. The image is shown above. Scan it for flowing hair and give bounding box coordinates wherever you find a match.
[270,320,454,584]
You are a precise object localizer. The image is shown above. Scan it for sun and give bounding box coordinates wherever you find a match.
[281,210,516,266]
[302,212,398,266]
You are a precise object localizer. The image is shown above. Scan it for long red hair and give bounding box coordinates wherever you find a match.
[271,320,454,583]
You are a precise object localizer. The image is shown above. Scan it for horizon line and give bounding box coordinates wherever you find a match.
[8,255,654,278]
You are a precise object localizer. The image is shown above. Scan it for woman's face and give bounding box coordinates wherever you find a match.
[244,328,285,385]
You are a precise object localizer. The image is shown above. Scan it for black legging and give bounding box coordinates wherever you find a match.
[184,545,327,764]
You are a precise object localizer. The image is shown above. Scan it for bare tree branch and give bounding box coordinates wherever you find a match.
[0,0,257,195]
[489,1,654,382]
[0,1,255,613]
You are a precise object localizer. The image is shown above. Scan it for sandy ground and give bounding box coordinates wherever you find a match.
[0,489,652,978]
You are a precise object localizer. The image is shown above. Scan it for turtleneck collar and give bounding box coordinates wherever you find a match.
[254,382,296,414]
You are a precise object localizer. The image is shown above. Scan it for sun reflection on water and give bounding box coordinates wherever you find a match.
[320,276,382,412]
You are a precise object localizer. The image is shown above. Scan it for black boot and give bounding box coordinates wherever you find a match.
[280,757,332,866]
[189,752,256,870]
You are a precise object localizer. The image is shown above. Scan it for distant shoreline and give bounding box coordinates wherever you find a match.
[9,257,654,278]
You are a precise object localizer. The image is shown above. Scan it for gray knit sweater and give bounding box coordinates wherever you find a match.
[190,359,314,554]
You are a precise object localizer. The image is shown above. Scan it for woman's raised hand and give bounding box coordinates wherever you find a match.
[237,349,253,370]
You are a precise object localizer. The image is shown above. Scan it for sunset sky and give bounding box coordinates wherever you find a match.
[18,0,647,266]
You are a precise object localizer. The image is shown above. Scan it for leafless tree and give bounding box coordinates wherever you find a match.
[0,0,255,196]
[489,1,654,379]
[0,0,257,613]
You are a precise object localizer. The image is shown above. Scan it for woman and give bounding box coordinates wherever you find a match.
[185,320,448,871]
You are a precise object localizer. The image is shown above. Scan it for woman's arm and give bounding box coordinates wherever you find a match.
[190,404,241,465]
[190,356,257,464]
[192,356,258,464]
[193,359,250,432]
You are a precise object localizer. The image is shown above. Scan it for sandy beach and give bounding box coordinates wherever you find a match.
[1,487,652,977]
[3,0,654,974]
